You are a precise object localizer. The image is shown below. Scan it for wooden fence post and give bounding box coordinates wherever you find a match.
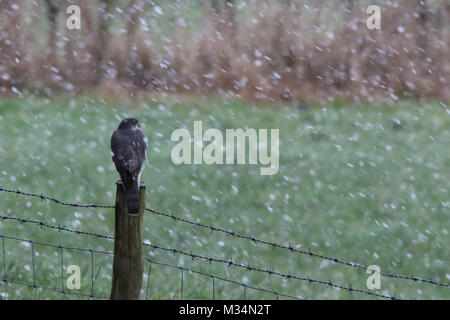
[110,181,145,300]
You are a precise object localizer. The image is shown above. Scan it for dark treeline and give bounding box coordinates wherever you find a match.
[0,0,449,103]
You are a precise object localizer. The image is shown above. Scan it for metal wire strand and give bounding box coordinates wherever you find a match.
[1,186,449,289]
[0,215,395,299]
[145,259,302,300]
[0,233,301,300]
[0,235,109,300]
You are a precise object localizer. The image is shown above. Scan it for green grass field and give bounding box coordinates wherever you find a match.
[0,97,448,299]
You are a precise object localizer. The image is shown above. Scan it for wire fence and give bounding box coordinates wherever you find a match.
[1,186,449,300]
[0,233,300,300]
[0,233,110,300]
[0,214,393,299]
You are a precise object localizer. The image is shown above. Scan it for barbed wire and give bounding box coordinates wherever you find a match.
[144,207,450,289]
[0,186,114,210]
[145,259,302,300]
[0,215,115,242]
[0,233,300,300]
[1,186,449,289]
[147,243,396,299]
[0,214,395,299]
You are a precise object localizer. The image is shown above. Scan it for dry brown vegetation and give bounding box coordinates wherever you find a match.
[0,0,449,103]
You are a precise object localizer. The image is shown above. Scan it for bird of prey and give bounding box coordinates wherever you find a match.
[111,118,147,215]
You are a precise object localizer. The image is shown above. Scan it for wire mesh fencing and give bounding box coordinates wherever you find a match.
[0,233,303,300]
[0,186,449,300]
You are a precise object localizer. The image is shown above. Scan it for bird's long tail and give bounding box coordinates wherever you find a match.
[124,183,140,215]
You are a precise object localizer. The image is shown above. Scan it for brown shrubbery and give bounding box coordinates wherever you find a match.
[0,0,449,103]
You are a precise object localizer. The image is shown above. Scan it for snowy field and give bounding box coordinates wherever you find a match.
[0,97,448,299]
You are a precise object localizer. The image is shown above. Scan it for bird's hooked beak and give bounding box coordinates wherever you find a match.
[137,123,141,128]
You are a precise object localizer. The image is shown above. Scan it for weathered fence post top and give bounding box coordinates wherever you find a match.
[110,181,145,300]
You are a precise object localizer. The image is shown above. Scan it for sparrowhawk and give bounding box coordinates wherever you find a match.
[111,118,147,215]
